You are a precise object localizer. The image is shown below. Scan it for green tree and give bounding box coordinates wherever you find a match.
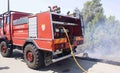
[81,0,106,50]
[105,16,120,35]
[82,0,106,26]
[106,16,120,25]
[80,0,120,53]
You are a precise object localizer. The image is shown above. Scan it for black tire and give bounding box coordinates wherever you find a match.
[0,41,13,57]
[24,44,45,69]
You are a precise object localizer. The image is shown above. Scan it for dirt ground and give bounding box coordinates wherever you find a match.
[0,49,120,73]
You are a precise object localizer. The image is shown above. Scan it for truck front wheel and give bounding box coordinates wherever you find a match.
[0,41,13,57]
[24,44,45,69]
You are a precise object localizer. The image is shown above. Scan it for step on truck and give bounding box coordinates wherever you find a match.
[0,8,83,69]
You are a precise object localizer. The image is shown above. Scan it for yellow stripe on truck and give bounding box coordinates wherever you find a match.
[54,38,67,44]
[76,36,84,41]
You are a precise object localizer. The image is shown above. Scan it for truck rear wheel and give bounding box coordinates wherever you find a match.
[0,41,13,57]
[24,44,45,69]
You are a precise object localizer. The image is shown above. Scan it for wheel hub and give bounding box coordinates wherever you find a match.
[1,45,7,53]
[27,51,34,62]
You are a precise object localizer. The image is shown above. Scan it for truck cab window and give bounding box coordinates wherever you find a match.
[0,20,1,27]
[0,19,3,27]
[6,16,10,24]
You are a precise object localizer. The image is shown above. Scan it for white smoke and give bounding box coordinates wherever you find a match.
[83,23,120,62]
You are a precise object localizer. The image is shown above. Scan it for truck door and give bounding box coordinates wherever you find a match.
[4,15,11,40]
[0,15,6,37]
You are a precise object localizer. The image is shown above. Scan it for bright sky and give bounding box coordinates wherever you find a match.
[0,0,120,20]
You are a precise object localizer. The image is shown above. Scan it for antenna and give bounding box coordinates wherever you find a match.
[8,0,10,12]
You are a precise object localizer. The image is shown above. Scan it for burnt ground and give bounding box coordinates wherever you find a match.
[76,57,120,66]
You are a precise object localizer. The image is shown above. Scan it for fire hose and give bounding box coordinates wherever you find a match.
[62,27,88,73]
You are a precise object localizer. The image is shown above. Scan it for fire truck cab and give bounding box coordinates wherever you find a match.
[0,10,83,69]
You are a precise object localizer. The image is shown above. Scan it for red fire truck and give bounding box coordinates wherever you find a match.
[0,9,83,69]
